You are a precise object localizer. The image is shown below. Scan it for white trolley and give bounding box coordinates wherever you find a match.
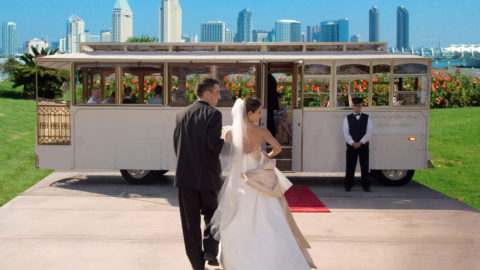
[35,42,431,185]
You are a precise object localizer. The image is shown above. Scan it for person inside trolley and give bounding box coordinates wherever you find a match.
[343,97,373,192]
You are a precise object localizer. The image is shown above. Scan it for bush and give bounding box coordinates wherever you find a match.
[431,69,480,108]
[11,47,69,99]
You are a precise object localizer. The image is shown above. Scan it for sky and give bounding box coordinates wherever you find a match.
[1,0,479,48]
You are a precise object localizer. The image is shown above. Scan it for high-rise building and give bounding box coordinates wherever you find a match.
[350,34,361,42]
[59,37,66,52]
[306,25,320,42]
[225,28,233,43]
[67,15,85,53]
[85,30,101,42]
[190,34,198,43]
[268,30,275,42]
[320,18,349,42]
[24,38,48,54]
[337,18,349,42]
[201,21,225,42]
[159,0,182,42]
[51,41,59,51]
[301,33,307,42]
[182,34,198,43]
[275,20,301,42]
[236,8,252,42]
[253,30,269,42]
[397,6,409,50]
[2,22,18,57]
[112,0,133,42]
[369,6,380,42]
[101,30,112,42]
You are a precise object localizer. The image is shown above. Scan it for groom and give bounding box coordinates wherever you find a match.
[173,78,223,270]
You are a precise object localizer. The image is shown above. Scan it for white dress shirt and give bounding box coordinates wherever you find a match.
[87,96,99,104]
[343,113,373,146]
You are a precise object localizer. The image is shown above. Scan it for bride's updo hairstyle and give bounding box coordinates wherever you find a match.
[245,97,261,116]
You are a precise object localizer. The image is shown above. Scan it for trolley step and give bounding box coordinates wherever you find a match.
[276,158,292,171]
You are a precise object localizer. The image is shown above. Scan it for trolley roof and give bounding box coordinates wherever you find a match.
[35,42,430,70]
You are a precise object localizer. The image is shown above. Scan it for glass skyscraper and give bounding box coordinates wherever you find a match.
[236,8,252,42]
[201,21,225,42]
[369,6,380,42]
[2,22,18,57]
[396,6,409,50]
[275,20,301,42]
[320,18,349,42]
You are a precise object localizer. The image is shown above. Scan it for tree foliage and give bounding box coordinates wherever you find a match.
[126,35,158,43]
[11,46,69,99]
[1,58,20,77]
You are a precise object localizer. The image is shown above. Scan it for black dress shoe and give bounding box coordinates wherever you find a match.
[345,187,351,192]
[363,187,371,192]
[203,253,220,266]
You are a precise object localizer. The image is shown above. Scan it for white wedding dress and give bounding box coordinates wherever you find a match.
[218,148,312,270]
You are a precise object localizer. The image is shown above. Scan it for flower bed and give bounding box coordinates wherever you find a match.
[430,69,480,108]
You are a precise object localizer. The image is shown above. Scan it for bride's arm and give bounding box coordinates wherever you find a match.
[262,129,282,159]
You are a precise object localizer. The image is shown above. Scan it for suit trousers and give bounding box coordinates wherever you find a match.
[178,187,219,270]
[345,144,370,189]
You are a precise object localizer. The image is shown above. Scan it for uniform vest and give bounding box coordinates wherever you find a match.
[347,113,369,145]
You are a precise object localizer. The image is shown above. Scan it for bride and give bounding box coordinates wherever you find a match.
[211,97,315,270]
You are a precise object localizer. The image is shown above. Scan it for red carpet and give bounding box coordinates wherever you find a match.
[285,186,330,212]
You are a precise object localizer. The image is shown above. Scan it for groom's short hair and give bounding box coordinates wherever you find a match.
[196,78,219,97]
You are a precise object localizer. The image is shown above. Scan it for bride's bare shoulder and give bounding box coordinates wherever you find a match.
[254,125,273,138]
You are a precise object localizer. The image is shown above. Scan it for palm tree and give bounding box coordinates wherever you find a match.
[11,46,68,99]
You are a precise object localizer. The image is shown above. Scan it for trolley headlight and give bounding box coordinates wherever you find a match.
[408,137,416,142]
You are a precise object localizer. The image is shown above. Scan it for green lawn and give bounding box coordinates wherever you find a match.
[414,107,480,210]
[0,81,479,209]
[0,82,53,206]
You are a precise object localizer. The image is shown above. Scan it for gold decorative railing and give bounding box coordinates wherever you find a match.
[37,98,71,145]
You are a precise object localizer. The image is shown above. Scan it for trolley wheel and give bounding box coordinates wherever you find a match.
[373,169,415,186]
[120,170,160,185]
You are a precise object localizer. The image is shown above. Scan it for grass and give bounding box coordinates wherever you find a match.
[414,107,480,210]
[0,81,479,210]
[0,82,53,206]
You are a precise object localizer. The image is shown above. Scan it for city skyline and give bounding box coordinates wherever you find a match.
[0,0,479,49]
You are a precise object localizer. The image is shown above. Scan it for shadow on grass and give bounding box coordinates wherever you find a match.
[0,88,23,99]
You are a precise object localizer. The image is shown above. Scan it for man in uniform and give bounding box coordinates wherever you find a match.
[343,97,373,192]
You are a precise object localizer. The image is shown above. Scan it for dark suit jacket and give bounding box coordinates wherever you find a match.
[173,100,224,191]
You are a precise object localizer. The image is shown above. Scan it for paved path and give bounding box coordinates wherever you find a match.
[1,171,479,270]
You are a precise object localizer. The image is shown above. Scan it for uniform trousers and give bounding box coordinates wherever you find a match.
[345,144,370,189]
